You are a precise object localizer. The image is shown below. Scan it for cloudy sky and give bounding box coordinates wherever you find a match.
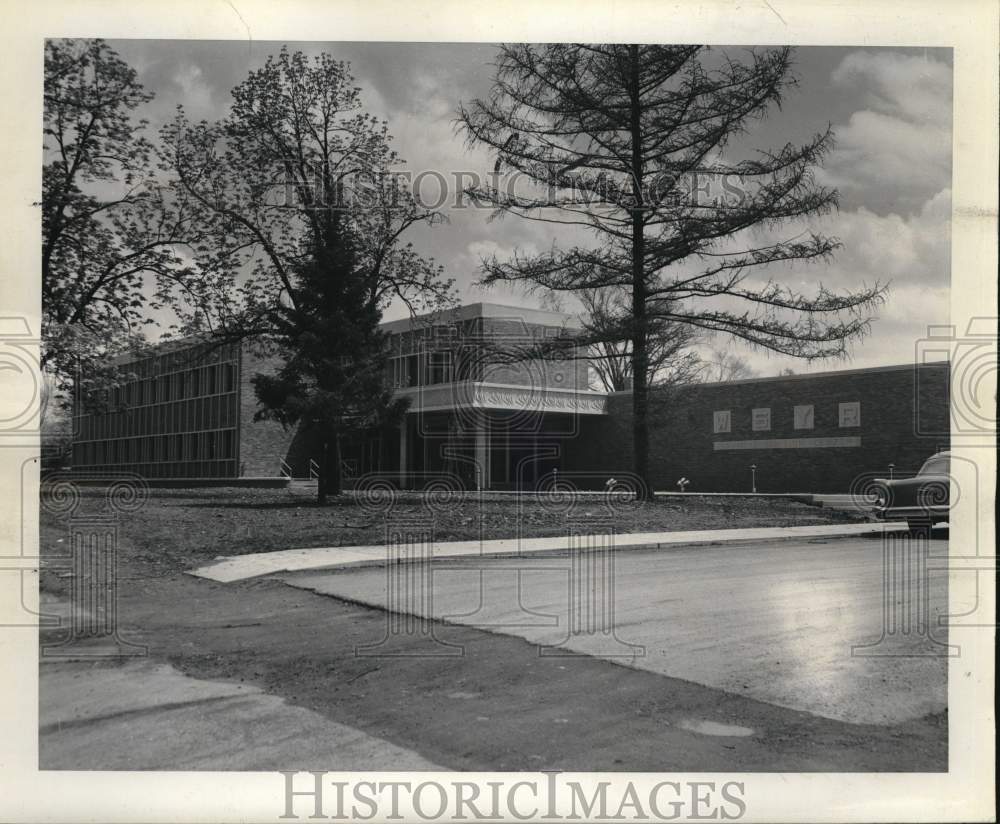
[108,40,952,375]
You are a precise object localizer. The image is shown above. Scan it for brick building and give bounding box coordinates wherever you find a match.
[70,303,604,485]
[71,340,243,479]
[571,362,950,493]
[376,303,601,490]
[71,302,950,491]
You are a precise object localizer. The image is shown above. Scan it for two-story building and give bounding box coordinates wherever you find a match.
[377,303,606,490]
[70,303,608,489]
[70,301,950,492]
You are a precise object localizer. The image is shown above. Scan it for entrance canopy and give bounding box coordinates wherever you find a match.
[395,381,608,416]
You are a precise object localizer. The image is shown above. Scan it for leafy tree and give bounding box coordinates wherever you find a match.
[39,374,74,472]
[161,48,453,331]
[162,48,454,497]
[459,44,886,495]
[42,39,203,401]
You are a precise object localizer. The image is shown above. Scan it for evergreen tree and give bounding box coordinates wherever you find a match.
[252,220,405,502]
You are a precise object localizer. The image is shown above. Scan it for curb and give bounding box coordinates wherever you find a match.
[189,522,912,583]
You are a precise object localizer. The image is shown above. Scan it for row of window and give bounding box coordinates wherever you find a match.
[388,321,574,358]
[387,352,484,388]
[712,402,861,434]
[76,396,239,441]
[93,363,238,411]
[389,321,558,357]
[389,323,476,356]
[122,342,241,379]
[73,429,236,466]
[385,352,585,390]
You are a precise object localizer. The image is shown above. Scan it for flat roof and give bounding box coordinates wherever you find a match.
[379,302,583,334]
[607,360,951,395]
[108,334,212,366]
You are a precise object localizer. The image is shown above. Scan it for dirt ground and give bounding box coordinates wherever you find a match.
[39,486,866,582]
[38,486,944,773]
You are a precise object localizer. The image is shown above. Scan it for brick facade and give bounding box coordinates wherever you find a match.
[71,303,950,492]
[385,313,590,393]
[568,362,950,493]
[235,347,321,478]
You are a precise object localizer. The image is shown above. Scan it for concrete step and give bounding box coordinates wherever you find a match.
[286,478,317,489]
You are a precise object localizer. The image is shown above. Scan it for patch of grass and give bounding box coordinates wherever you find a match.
[38,486,866,581]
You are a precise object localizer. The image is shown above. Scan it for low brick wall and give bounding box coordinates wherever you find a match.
[566,363,950,493]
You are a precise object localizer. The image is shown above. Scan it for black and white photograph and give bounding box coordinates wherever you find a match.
[0,1,995,822]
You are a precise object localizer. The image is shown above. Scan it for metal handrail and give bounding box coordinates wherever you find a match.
[308,459,319,480]
[278,458,293,479]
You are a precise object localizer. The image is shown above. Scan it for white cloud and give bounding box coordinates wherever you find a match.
[815,187,951,289]
[832,51,952,127]
[171,64,215,117]
[820,51,952,215]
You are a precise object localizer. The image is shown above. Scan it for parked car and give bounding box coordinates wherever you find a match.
[872,451,951,532]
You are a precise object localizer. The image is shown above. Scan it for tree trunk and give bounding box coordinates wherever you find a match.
[330,431,343,497]
[628,44,651,500]
[317,435,328,505]
[316,424,343,504]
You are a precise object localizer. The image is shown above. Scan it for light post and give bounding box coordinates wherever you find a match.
[750,464,757,494]
[888,463,895,480]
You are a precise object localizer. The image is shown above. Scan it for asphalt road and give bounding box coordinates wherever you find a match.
[282,534,953,726]
[39,532,950,771]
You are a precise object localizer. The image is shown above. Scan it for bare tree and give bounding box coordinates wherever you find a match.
[703,344,757,382]
[582,288,703,392]
[459,44,886,494]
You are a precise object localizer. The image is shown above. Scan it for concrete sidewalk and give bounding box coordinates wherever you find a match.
[190,521,909,583]
[38,594,443,770]
[41,657,442,770]
[38,659,441,771]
